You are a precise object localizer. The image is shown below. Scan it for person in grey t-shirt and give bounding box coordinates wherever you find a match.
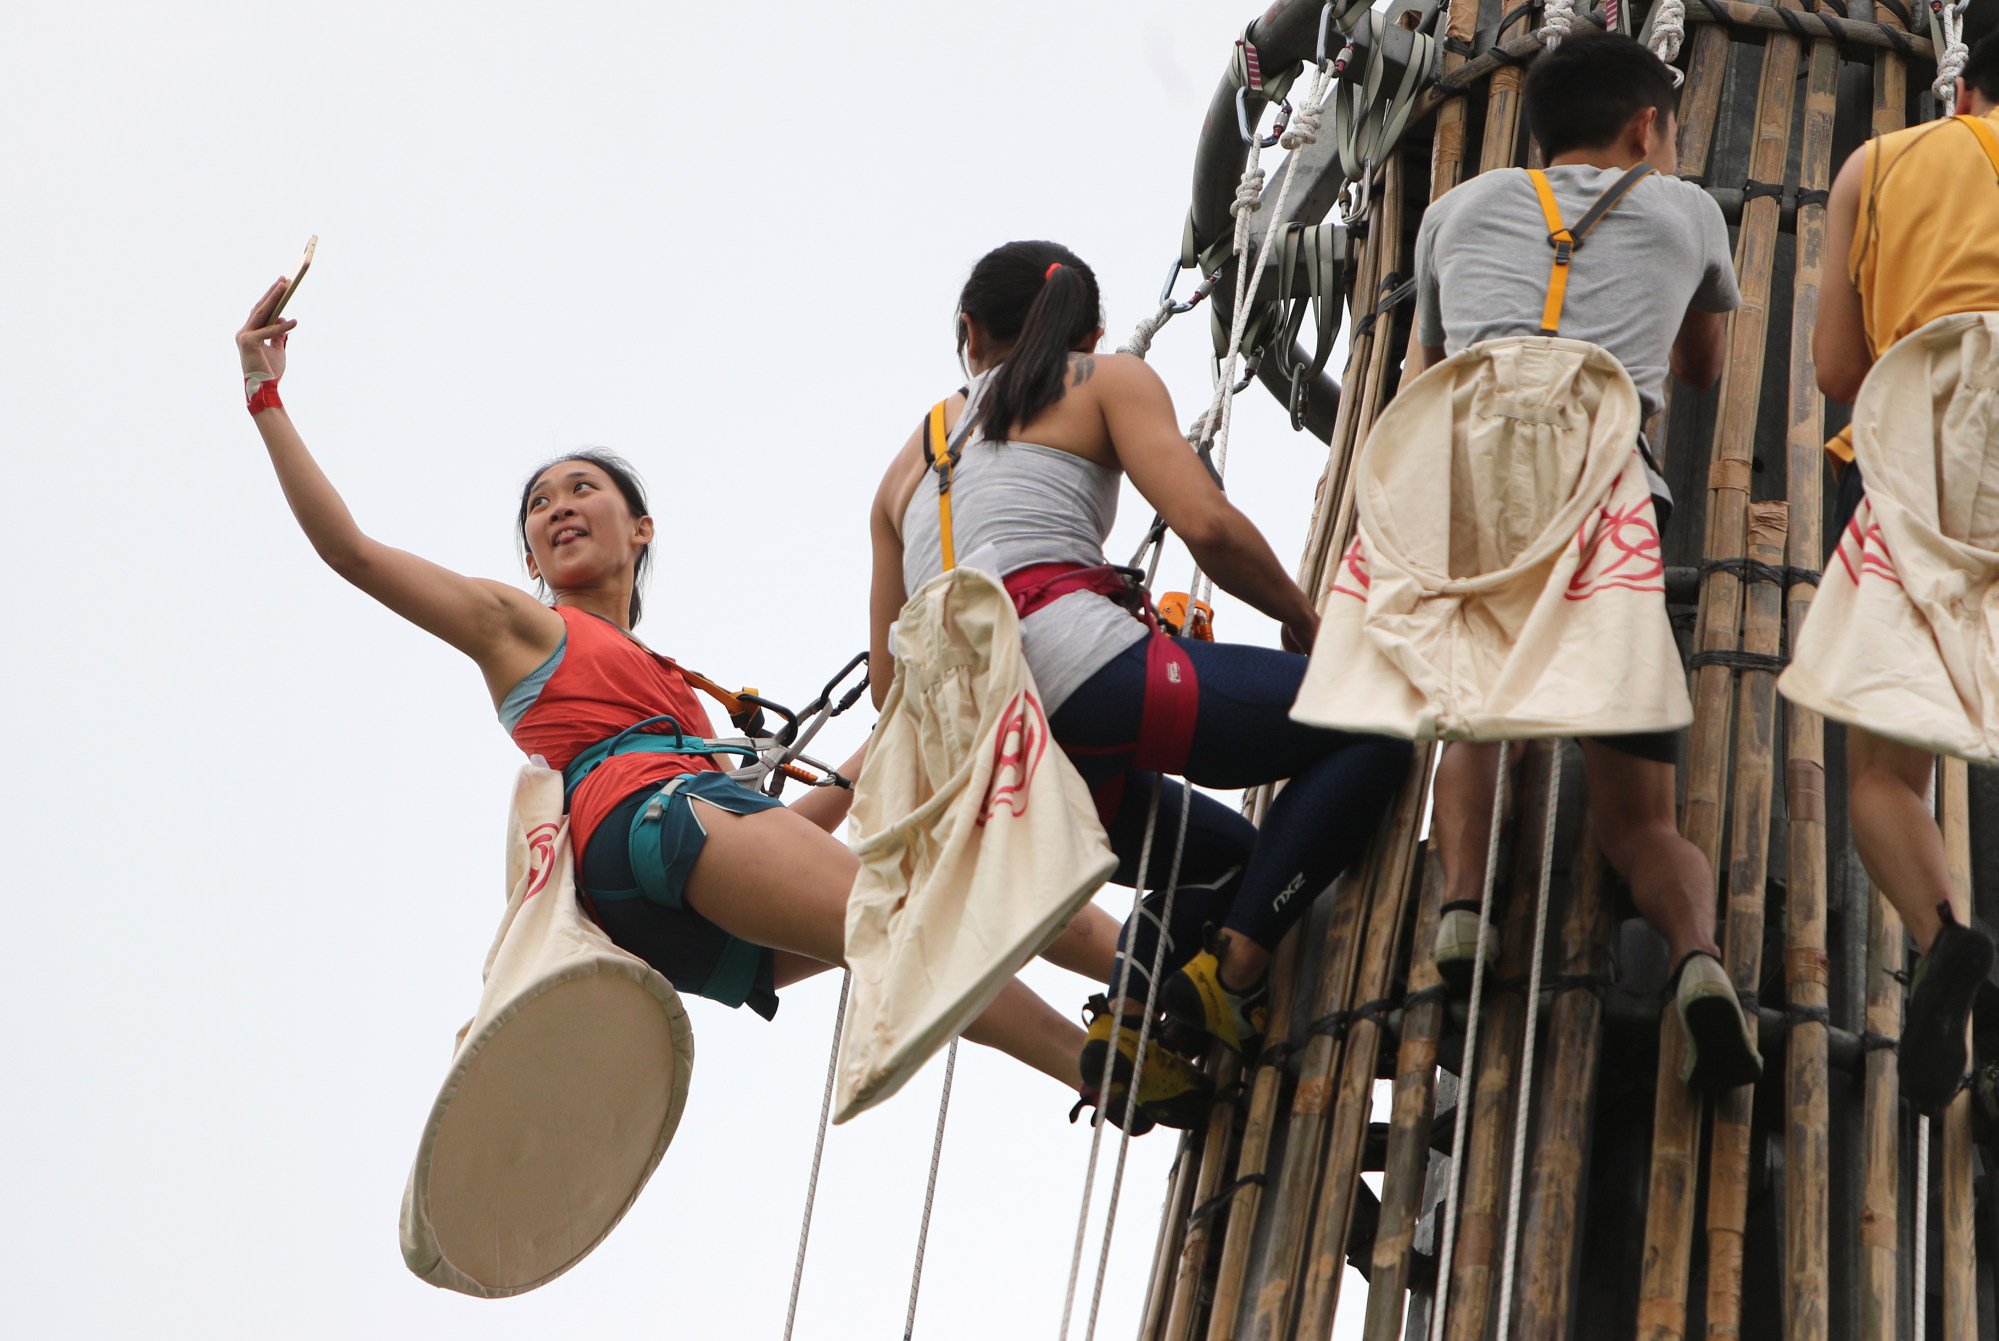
[1412,31,1759,1095]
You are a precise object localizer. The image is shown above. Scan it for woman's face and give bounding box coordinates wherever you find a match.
[521,460,652,592]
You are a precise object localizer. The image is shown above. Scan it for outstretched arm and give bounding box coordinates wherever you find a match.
[1095,356,1319,650]
[237,280,559,697]
[866,419,930,710]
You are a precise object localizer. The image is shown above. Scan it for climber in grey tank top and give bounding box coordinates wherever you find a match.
[867,240,1411,1134]
[899,373,1146,713]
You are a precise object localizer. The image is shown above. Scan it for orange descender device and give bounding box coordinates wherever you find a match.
[1156,592,1214,640]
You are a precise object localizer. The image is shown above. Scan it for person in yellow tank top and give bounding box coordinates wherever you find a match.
[1811,33,1999,1114]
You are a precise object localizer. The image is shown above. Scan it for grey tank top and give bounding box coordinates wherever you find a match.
[901,388,1147,714]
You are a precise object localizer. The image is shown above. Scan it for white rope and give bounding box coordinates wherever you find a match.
[1537,0,1580,50]
[782,971,851,1341]
[903,1038,957,1340]
[1058,777,1184,1339]
[1913,1111,1931,1338]
[1429,747,1512,1341]
[1930,0,1968,107]
[1647,0,1689,86]
[1120,303,1176,359]
[1080,784,1198,1341]
[1495,746,1562,1341]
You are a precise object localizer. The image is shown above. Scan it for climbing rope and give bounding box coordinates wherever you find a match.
[1538,0,1581,49]
[1913,1112,1930,1339]
[1928,0,1968,107]
[903,1039,958,1340]
[782,972,851,1341]
[1646,0,1690,84]
[1429,747,1512,1341]
[1495,745,1563,1341]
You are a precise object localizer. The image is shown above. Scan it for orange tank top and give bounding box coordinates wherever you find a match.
[1829,112,1999,462]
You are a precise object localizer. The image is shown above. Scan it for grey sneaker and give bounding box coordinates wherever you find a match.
[1674,951,1763,1092]
[1435,901,1496,995]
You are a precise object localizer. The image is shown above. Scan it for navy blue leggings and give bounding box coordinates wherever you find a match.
[1048,636,1412,999]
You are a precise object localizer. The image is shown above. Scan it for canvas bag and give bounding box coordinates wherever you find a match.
[1293,334,1691,740]
[833,399,1117,1123]
[399,762,694,1297]
[1780,311,1999,760]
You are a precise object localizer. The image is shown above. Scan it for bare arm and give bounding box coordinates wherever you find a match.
[787,740,869,832]
[867,420,931,710]
[1813,149,1873,404]
[237,281,559,699]
[1095,355,1318,649]
[1411,343,1447,377]
[1669,309,1728,389]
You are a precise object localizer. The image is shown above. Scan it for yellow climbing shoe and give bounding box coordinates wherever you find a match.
[1075,996,1213,1131]
[1160,949,1270,1055]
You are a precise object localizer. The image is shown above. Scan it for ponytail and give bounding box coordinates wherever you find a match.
[956,241,1102,440]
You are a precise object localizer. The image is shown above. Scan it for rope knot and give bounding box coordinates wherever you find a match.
[1538,0,1578,49]
[1231,166,1267,217]
[1280,101,1323,150]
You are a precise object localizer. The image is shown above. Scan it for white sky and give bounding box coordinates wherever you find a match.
[3,3,1371,1337]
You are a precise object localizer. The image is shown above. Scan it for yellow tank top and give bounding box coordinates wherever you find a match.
[1827,112,1999,462]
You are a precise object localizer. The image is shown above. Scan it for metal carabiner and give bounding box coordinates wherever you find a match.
[1336,172,1374,228]
[1159,258,1218,317]
[1315,0,1341,69]
[1288,363,1314,431]
[1230,353,1263,395]
[1236,86,1295,148]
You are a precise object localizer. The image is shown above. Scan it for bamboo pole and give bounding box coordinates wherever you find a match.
[1638,8,1808,1336]
[1512,808,1612,1340]
[1703,504,1790,1341]
[1442,743,1557,1341]
[1154,1056,1240,1341]
[1359,847,1450,1341]
[1141,1133,1207,1341]
[1938,758,1977,1341]
[1781,23,1840,1340]
[1292,756,1430,1336]
[1239,850,1378,1340]
[1857,15,1910,1338]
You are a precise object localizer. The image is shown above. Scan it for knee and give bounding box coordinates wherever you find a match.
[1592,811,1691,876]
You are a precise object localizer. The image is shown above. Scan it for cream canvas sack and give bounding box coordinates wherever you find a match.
[1780,312,1999,760]
[400,762,694,1297]
[1294,334,1690,740]
[834,401,1116,1123]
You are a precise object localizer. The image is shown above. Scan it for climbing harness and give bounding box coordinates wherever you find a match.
[1526,163,1657,335]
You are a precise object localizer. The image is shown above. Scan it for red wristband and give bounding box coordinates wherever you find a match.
[246,378,285,416]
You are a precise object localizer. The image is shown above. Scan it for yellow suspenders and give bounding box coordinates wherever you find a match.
[926,399,958,571]
[1957,113,1999,179]
[1525,163,1657,336]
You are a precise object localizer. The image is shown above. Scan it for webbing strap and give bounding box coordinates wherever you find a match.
[1958,113,1999,180]
[1525,163,1657,335]
[926,399,956,571]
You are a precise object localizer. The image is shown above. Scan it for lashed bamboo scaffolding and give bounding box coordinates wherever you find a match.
[1133,2,1996,1337]
[1780,21,1839,1338]
[1702,503,1788,1340]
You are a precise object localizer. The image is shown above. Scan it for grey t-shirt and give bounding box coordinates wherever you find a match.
[1414,166,1740,420]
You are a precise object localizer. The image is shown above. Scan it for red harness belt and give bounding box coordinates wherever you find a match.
[1001,562,1202,820]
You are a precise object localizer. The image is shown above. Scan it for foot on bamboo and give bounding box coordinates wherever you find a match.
[1434,901,1498,995]
[1074,995,1211,1132]
[1160,948,1269,1055]
[1900,903,1995,1115]
[1672,951,1763,1092]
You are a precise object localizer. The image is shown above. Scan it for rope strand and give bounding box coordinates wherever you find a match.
[903,1040,958,1340]
[782,972,851,1341]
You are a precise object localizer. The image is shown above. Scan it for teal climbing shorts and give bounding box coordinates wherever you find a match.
[578,771,787,1019]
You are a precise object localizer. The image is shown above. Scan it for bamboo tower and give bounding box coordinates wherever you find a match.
[1135,2,1999,1338]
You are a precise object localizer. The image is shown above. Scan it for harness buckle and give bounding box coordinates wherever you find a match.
[1549,233,1575,265]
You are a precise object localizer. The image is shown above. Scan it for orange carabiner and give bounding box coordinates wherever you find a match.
[1157,592,1215,641]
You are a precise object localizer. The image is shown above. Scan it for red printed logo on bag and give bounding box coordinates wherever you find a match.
[525,821,559,900]
[1329,535,1372,601]
[1567,500,1665,600]
[980,691,1049,825]
[1833,507,1901,587]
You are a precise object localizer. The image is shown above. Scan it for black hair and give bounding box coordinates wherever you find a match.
[1524,30,1680,160]
[515,449,652,626]
[1964,32,1999,103]
[956,240,1102,440]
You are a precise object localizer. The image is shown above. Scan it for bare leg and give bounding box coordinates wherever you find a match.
[1040,903,1123,981]
[1576,741,1719,965]
[1433,739,1526,908]
[1848,727,1957,954]
[681,801,1084,1088]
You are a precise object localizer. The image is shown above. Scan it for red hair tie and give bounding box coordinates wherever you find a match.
[1044,262,1064,280]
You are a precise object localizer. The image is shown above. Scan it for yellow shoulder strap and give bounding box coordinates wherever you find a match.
[1527,168,1574,337]
[926,399,956,572]
[1958,114,1999,180]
